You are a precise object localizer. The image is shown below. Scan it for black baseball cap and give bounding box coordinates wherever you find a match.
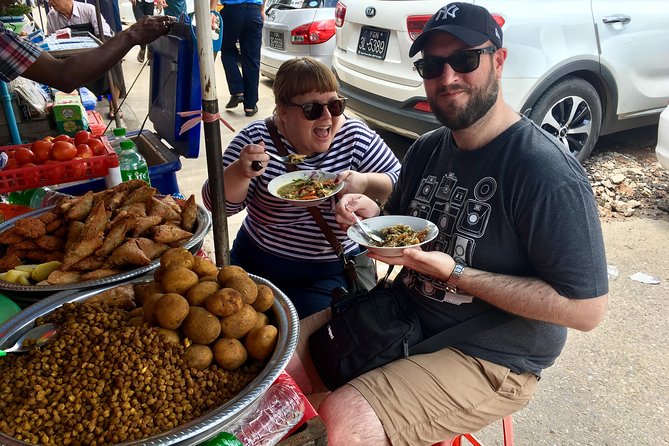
[409,2,503,57]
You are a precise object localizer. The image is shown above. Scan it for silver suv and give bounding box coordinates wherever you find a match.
[333,0,669,161]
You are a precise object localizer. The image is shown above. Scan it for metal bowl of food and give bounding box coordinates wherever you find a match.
[0,273,299,445]
[0,199,212,293]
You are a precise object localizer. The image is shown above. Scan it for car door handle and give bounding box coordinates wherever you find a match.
[602,15,631,24]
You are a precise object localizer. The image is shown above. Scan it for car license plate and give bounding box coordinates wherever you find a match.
[269,31,284,50]
[356,27,389,60]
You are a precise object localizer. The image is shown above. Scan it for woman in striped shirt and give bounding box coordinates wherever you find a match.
[203,57,401,318]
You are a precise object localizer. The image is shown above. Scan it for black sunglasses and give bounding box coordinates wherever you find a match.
[286,97,348,120]
[414,46,498,79]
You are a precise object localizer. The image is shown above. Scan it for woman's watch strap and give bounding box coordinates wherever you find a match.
[445,262,466,294]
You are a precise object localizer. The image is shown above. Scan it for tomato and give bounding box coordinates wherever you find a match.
[68,156,87,178]
[76,144,94,158]
[73,130,90,146]
[52,141,77,161]
[87,138,106,156]
[53,134,72,143]
[42,136,54,142]
[4,159,19,170]
[31,140,53,163]
[14,147,36,165]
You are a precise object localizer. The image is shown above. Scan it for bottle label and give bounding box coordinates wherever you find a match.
[120,165,151,185]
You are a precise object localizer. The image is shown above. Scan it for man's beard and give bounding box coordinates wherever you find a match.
[428,67,499,131]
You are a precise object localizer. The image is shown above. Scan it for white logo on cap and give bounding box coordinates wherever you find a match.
[436,4,459,21]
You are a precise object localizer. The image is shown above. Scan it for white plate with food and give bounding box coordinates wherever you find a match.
[347,215,439,257]
[267,170,344,207]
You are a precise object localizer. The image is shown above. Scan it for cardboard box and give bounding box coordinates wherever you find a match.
[52,91,88,135]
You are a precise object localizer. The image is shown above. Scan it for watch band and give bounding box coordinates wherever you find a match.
[445,262,466,294]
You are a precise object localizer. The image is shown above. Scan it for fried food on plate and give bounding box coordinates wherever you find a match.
[0,254,22,271]
[123,186,156,206]
[64,221,85,252]
[96,220,130,257]
[70,256,106,272]
[46,270,82,284]
[129,215,163,238]
[136,237,171,260]
[37,211,59,225]
[81,268,122,281]
[45,218,63,233]
[62,231,105,269]
[65,190,94,222]
[181,195,197,232]
[108,239,152,267]
[14,217,46,239]
[35,235,65,251]
[149,197,181,221]
[152,225,193,244]
[81,202,110,239]
[0,228,23,245]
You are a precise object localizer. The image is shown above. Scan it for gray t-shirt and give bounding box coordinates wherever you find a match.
[386,116,608,376]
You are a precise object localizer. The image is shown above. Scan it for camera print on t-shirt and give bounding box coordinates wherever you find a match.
[401,172,497,305]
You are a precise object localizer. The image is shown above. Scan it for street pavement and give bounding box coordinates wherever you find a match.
[118,45,668,445]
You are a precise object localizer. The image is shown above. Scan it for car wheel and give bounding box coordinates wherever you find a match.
[528,77,602,162]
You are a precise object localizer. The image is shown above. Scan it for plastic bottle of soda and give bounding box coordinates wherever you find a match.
[118,140,151,185]
[110,127,128,154]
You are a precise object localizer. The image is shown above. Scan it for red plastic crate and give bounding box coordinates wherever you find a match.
[87,110,106,137]
[0,137,119,194]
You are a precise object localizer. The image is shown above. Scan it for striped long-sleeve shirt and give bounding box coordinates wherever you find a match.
[203,118,401,262]
[0,22,42,83]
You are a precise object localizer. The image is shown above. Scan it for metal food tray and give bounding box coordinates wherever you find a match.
[0,274,300,446]
[0,203,212,293]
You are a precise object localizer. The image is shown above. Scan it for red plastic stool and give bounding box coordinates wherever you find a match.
[433,415,514,446]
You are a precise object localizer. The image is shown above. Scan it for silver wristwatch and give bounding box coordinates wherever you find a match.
[445,263,466,294]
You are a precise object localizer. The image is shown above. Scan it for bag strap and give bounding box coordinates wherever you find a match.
[409,310,513,356]
[265,117,359,286]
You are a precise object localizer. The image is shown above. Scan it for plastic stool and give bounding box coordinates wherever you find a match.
[433,415,514,446]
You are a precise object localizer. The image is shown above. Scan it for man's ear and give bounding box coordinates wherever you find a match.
[494,47,507,79]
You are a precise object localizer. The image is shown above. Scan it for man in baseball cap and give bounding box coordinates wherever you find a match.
[409,2,503,57]
[285,2,608,445]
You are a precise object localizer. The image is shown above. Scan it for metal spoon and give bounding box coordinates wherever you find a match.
[351,212,385,245]
[252,152,306,171]
[0,323,58,356]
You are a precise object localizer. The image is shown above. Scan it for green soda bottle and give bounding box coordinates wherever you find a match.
[118,140,151,185]
[197,432,244,446]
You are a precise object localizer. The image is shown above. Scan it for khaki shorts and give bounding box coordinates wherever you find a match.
[349,347,538,446]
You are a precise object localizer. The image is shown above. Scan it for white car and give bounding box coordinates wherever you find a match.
[261,0,338,80]
[657,105,669,171]
[332,0,669,161]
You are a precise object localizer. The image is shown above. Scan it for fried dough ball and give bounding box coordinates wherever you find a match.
[134,281,163,306]
[155,293,190,330]
[252,285,274,312]
[205,288,243,317]
[142,292,164,324]
[183,344,214,370]
[185,281,220,306]
[181,306,221,345]
[252,312,270,331]
[191,256,219,278]
[160,247,195,269]
[220,304,257,339]
[212,338,247,370]
[217,265,247,286]
[244,325,278,360]
[225,275,258,305]
[161,266,199,295]
[155,327,181,346]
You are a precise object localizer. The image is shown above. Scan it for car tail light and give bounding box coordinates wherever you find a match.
[335,2,346,27]
[291,20,336,45]
[407,15,432,41]
[413,101,432,113]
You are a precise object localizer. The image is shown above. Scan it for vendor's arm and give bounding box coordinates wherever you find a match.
[336,171,394,204]
[22,16,174,92]
[223,142,269,203]
[369,249,608,332]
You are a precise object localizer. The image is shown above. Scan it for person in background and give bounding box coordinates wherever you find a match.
[209,0,263,117]
[0,0,173,92]
[287,3,609,444]
[47,0,125,118]
[75,0,122,33]
[129,0,154,62]
[202,57,401,318]
[159,0,186,20]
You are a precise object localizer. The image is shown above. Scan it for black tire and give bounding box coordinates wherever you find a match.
[527,76,602,162]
